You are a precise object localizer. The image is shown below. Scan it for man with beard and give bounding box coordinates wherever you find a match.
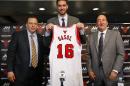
[45,0,86,44]
[45,0,86,86]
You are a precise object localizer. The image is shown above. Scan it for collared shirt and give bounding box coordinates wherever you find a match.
[27,30,38,66]
[98,28,107,46]
[58,14,68,27]
[58,14,84,35]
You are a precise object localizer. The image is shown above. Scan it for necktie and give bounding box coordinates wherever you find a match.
[61,18,65,27]
[31,35,37,68]
[98,33,104,66]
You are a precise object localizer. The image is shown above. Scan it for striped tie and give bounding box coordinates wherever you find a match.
[31,35,37,68]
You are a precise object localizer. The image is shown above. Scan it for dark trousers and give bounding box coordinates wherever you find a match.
[11,67,43,86]
[94,66,117,86]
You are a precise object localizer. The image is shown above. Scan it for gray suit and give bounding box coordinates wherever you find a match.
[87,29,124,86]
[47,15,86,44]
[47,15,79,27]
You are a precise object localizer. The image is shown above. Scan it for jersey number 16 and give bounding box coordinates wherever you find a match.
[57,44,74,58]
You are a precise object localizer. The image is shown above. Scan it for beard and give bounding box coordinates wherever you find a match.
[58,9,67,16]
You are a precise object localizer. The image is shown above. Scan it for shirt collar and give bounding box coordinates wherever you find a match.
[98,28,108,35]
[58,14,68,21]
[27,29,37,37]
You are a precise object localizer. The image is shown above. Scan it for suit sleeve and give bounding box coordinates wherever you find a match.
[42,36,50,55]
[37,35,49,84]
[86,34,93,72]
[7,32,18,72]
[113,31,124,72]
[80,33,87,44]
[75,17,87,44]
[47,18,54,24]
[44,18,53,45]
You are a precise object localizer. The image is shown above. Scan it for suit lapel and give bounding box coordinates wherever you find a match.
[37,34,41,60]
[103,29,111,53]
[93,32,98,51]
[67,15,71,27]
[56,16,60,26]
[93,32,98,52]
[23,30,30,56]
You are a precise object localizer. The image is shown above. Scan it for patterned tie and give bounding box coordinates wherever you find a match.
[61,18,65,27]
[98,33,104,66]
[31,35,37,68]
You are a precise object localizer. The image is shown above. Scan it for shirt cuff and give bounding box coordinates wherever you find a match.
[79,29,85,35]
[45,32,50,37]
[112,70,118,74]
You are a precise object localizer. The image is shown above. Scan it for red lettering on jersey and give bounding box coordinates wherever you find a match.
[57,44,74,59]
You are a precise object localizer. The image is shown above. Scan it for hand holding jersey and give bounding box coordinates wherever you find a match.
[46,22,85,31]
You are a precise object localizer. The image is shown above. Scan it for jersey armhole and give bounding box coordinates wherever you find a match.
[49,26,54,48]
[76,25,81,46]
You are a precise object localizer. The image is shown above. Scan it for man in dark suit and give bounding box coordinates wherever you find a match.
[45,0,86,44]
[87,14,124,86]
[7,16,48,86]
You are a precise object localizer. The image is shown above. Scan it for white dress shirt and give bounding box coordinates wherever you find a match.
[27,30,38,66]
[58,14,68,27]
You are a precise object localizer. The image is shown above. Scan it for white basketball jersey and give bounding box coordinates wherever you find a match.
[49,24,83,86]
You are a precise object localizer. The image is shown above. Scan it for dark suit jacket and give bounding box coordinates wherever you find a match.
[47,15,86,44]
[87,29,124,78]
[7,29,47,84]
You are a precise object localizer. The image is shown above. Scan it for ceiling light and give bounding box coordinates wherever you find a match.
[93,8,99,11]
[39,8,45,11]
[125,11,129,14]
